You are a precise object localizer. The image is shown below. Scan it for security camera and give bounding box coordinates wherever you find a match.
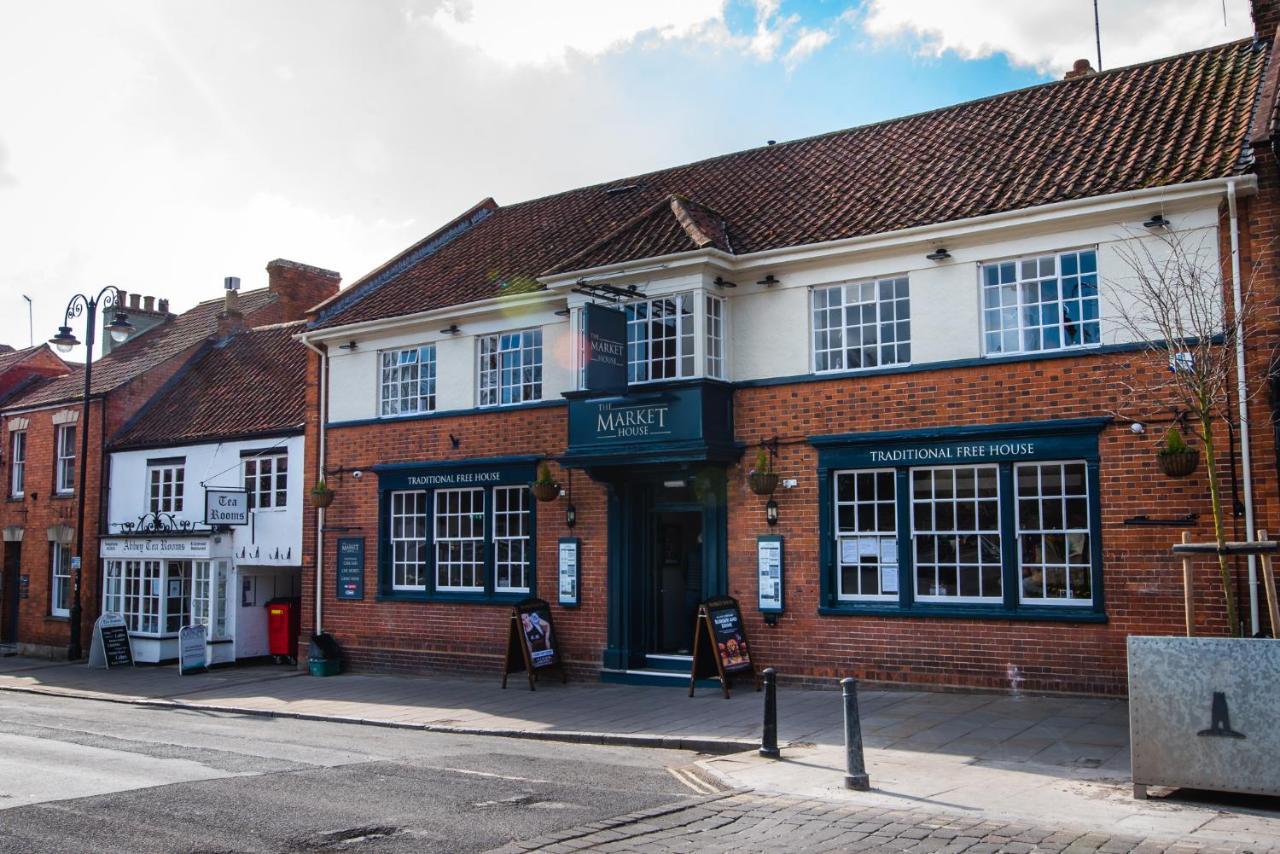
[1130,423,1145,435]
[352,470,363,480]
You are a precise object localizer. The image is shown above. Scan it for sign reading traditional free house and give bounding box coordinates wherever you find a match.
[579,303,628,395]
[204,489,249,526]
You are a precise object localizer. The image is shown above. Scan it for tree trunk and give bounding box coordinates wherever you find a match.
[1200,417,1240,637]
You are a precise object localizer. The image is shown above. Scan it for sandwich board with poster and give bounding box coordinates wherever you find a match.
[501,597,567,691]
[689,596,759,699]
[87,612,134,669]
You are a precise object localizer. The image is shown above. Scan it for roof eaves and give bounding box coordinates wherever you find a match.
[311,198,499,327]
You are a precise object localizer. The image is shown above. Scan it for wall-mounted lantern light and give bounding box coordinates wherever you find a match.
[566,504,577,528]
[926,247,951,262]
[1143,214,1171,229]
[765,499,779,526]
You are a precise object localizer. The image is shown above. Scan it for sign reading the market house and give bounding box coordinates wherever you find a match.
[204,489,248,526]
[100,537,210,558]
[580,303,628,395]
[592,400,673,441]
[336,537,365,600]
[87,612,133,669]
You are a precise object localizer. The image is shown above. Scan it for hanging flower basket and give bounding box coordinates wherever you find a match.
[1157,450,1200,478]
[311,488,336,508]
[530,481,560,502]
[748,472,779,496]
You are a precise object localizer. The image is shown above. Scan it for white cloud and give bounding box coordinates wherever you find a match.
[862,0,1253,74]
[423,0,726,67]
[784,28,834,70]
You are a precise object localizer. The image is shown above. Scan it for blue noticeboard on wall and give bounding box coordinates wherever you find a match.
[580,303,628,395]
[336,537,365,600]
[757,535,783,615]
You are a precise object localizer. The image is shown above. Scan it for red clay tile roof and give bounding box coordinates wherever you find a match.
[110,321,307,449]
[548,195,735,275]
[312,38,1267,331]
[0,344,59,376]
[5,288,277,410]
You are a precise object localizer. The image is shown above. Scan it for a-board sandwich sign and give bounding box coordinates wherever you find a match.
[501,597,567,690]
[87,612,134,669]
[689,596,758,698]
[178,624,208,675]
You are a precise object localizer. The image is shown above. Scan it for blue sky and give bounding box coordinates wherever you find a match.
[0,1,1253,358]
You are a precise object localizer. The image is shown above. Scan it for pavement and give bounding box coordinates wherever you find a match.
[1,655,1278,851]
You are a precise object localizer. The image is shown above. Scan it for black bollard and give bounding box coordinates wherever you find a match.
[759,667,780,759]
[841,676,870,790]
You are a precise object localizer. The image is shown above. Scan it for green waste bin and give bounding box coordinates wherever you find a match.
[308,632,343,677]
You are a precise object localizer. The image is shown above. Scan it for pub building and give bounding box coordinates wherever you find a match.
[99,318,319,664]
[297,28,1280,695]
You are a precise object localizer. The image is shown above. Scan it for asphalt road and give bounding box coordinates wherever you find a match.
[0,692,712,853]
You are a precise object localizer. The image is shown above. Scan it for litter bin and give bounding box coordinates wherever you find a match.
[308,632,342,677]
[265,597,301,664]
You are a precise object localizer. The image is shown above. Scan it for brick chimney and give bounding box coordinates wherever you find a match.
[266,259,341,322]
[1064,58,1096,80]
[217,276,244,338]
[1254,0,1280,38]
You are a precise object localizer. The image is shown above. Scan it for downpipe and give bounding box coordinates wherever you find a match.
[1227,179,1260,635]
[299,334,328,636]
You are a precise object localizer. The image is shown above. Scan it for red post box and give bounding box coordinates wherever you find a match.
[265,597,301,663]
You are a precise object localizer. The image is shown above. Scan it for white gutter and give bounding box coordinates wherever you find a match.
[298,333,327,636]
[1227,179,1260,636]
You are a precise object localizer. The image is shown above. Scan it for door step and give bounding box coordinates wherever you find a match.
[0,643,16,657]
[601,665,719,689]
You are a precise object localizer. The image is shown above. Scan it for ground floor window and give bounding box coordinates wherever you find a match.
[102,558,193,636]
[377,459,538,601]
[190,560,230,640]
[816,420,1106,620]
[50,542,72,617]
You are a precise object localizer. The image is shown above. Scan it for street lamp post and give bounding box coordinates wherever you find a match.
[49,287,133,660]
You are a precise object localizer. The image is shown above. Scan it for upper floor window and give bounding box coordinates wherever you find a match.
[147,459,185,514]
[982,249,1099,355]
[55,424,76,495]
[479,329,543,406]
[9,430,25,498]
[813,277,911,373]
[627,293,695,383]
[380,345,436,417]
[705,295,726,380]
[244,451,287,510]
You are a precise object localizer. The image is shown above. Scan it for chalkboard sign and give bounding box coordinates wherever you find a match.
[87,612,134,669]
[336,537,364,600]
[501,597,567,690]
[689,596,758,699]
[178,624,208,676]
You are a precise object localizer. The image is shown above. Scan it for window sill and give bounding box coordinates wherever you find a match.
[51,493,75,500]
[375,590,529,606]
[817,603,1107,623]
[45,615,69,622]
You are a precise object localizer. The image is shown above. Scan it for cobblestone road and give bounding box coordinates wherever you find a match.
[491,791,1278,854]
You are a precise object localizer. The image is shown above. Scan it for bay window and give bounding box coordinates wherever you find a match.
[817,420,1106,619]
[102,559,194,636]
[627,293,695,383]
[380,345,436,417]
[479,329,542,406]
[982,249,1099,355]
[813,277,911,372]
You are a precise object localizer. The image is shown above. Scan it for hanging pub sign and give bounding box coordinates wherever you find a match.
[204,489,248,526]
[335,537,365,600]
[689,596,759,699]
[501,597,567,690]
[87,612,134,669]
[580,303,628,395]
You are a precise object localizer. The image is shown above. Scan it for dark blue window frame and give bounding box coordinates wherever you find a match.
[374,457,538,604]
[812,419,1108,623]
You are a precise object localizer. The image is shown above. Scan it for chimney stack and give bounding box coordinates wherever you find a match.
[102,290,173,356]
[1254,0,1280,39]
[217,276,244,338]
[266,259,341,323]
[1064,58,1096,80]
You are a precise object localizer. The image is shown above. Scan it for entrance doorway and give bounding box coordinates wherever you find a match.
[651,511,702,655]
[1,542,20,644]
